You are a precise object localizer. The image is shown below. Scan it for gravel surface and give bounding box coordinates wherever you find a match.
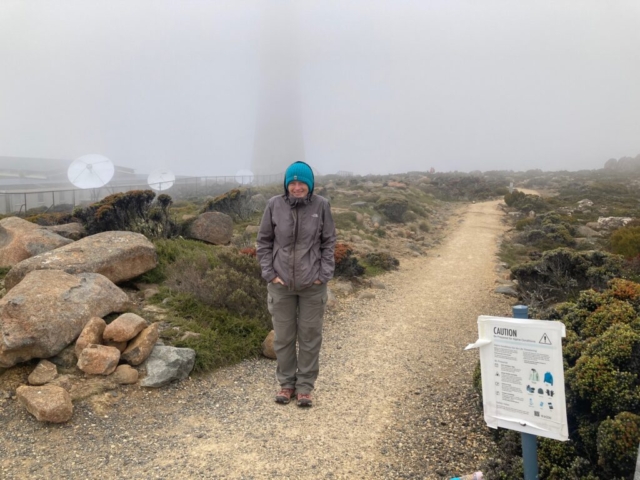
[0,200,513,479]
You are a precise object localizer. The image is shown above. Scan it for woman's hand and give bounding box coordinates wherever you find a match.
[313,280,322,285]
[272,277,286,285]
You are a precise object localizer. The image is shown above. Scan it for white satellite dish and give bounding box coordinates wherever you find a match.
[67,154,115,189]
[235,169,254,185]
[147,169,175,191]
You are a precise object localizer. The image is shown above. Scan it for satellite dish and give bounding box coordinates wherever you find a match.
[147,169,175,191]
[67,154,115,189]
[235,169,254,185]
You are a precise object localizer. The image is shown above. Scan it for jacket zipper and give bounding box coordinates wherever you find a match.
[292,207,299,291]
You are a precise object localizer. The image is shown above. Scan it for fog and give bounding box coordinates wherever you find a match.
[1,1,639,177]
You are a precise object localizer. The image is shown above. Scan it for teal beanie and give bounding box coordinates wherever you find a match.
[284,161,314,193]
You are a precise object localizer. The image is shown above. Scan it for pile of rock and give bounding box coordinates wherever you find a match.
[0,219,197,423]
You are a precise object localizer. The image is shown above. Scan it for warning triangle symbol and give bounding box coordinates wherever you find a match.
[539,333,552,345]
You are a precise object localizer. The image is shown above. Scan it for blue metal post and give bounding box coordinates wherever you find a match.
[513,304,538,480]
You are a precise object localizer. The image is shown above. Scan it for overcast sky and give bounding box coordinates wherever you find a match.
[1,1,639,177]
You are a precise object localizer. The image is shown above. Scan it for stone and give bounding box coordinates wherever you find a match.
[325,288,338,310]
[597,216,633,230]
[104,340,127,352]
[0,270,130,368]
[28,359,58,386]
[49,374,73,392]
[43,223,87,241]
[179,331,201,342]
[187,212,233,245]
[331,282,354,297]
[121,323,159,365]
[262,330,276,359]
[77,344,120,375]
[0,216,73,268]
[111,364,139,385]
[577,199,594,208]
[143,287,160,300]
[75,317,107,357]
[369,279,386,289]
[5,231,157,291]
[351,201,367,207]
[48,345,78,370]
[576,225,602,238]
[245,225,260,235]
[495,285,519,297]
[103,313,148,343]
[16,385,73,423]
[140,346,196,388]
[358,291,376,300]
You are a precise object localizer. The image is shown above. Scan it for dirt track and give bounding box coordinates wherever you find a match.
[0,199,513,479]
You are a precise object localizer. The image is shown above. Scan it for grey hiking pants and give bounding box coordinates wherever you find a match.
[267,282,328,394]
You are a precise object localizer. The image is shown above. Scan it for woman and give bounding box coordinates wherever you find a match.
[256,161,336,407]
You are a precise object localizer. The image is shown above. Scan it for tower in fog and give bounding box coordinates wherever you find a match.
[251,2,305,177]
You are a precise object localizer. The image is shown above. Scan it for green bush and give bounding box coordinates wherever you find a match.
[510,248,624,305]
[334,243,365,278]
[611,226,640,258]
[375,196,408,222]
[596,412,640,478]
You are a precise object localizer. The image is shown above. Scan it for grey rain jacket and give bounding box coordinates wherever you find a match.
[256,193,336,290]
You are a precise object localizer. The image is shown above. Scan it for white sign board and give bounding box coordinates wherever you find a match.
[466,315,569,441]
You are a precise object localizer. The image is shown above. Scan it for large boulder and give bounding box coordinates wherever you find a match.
[140,346,196,388]
[0,217,73,268]
[16,385,73,423]
[0,270,130,368]
[187,212,233,245]
[5,231,157,291]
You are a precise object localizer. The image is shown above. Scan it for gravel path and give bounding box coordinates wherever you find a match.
[0,200,513,480]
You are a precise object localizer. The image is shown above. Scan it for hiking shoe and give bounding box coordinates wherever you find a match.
[275,388,295,404]
[296,393,313,407]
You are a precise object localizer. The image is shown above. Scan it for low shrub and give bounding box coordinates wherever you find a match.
[611,226,640,258]
[334,243,364,277]
[375,196,408,222]
[73,190,177,238]
[364,252,399,271]
[202,188,255,221]
[25,212,76,226]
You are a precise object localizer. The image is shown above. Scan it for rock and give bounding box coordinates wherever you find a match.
[351,201,367,207]
[586,222,601,231]
[49,374,73,392]
[358,291,376,300]
[111,364,139,385]
[28,359,58,385]
[77,344,121,375]
[245,225,260,235]
[369,279,386,289]
[43,223,86,241]
[495,285,519,297]
[143,287,160,300]
[251,194,267,212]
[5,231,157,291]
[103,313,148,343]
[121,323,159,365]
[262,330,276,359]
[48,345,78,370]
[0,217,73,268]
[597,216,633,230]
[17,384,73,423]
[75,317,107,357]
[181,214,196,222]
[577,199,594,208]
[331,282,354,297]
[0,270,129,368]
[187,212,233,245]
[387,181,407,189]
[576,225,602,238]
[104,340,127,352]
[140,346,196,388]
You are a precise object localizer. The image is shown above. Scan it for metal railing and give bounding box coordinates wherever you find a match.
[0,172,283,215]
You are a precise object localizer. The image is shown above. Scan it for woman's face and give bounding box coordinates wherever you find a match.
[287,180,309,198]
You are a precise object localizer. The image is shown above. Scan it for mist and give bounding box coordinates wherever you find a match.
[1,1,639,177]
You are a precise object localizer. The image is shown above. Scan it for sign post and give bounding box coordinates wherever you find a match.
[466,307,569,479]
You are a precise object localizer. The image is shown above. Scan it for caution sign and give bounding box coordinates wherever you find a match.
[466,316,568,441]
